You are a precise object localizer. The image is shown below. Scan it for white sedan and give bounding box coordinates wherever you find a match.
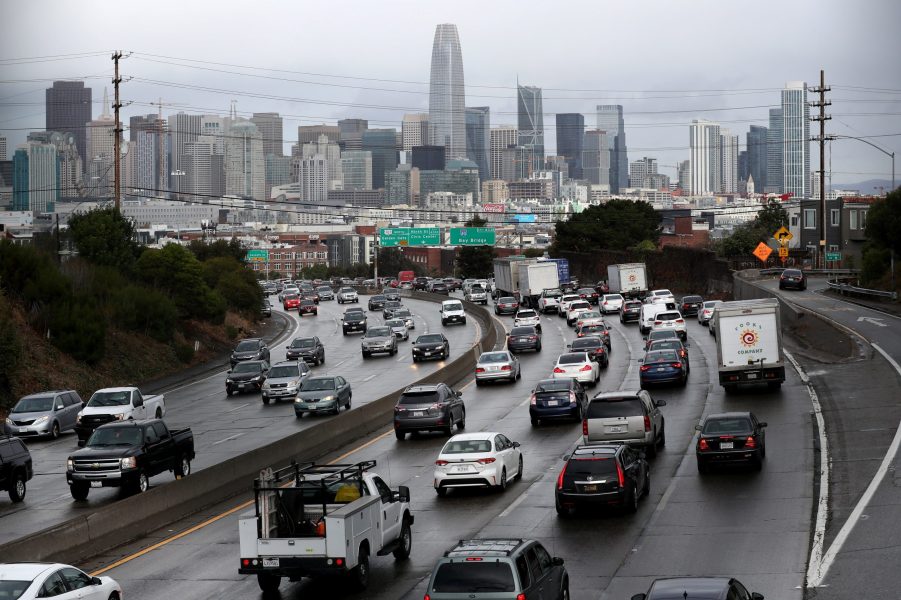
[557,294,582,316]
[513,309,542,332]
[0,563,122,599]
[553,352,600,386]
[600,293,624,314]
[433,432,523,496]
[566,301,592,326]
[647,289,675,304]
[575,310,604,329]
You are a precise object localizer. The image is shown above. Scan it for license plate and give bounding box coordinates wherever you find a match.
[546,400,558,406]
[412,411,424,417]
[90,481,102,488]
[262,558,280,568]
[607,425,626,433]
[657,367,665,372]
[424,351,432,356]
[720,442,734,449]
[582,484,598,493]
[747,373,758,379]
[516,337,527,342]
[452,466,471,473]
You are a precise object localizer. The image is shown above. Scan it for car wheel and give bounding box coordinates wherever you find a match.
[435,486,448,497]
[175,455,191,479]
[155,407,163,419]
[295,411,303,419]
[350,546,370,591]
[395,430,405,441]
[135,471,149,494]
[9,472,26,502]
[70,482,89,501]
[658,423,666,447]
[347,394,352,410]
[393,519,413,560]
[559,585,570,600]
[516,455,523,480]
[754,455,764,471]
[333,403,341,416]
[643,471,651,496]
[497,468,507,492]
[457,409,466,430]
[627,483,640,513]
[226,386,233,396]
[646,435,658,459]
[262,397,270,405]
[50,421,60,439]
[555,499,572,518]
[256,573,281,593]
[362,351,369,359]
[536,342,542,352]
[475,379,483,386]
[697,459,708,474]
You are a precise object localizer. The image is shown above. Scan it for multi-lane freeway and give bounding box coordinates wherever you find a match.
[78,293,817,600]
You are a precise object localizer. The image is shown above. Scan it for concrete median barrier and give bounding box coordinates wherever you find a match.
[3,294,496,564]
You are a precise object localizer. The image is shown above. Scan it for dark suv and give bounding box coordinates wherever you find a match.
[285,336,325,365]
[555,443,649,516]
[394,384,464,439]
[342,311,367,335]
[0,435,33,502]
[620,300,642,323]
[230,338,270,367]
[425,538,568,600]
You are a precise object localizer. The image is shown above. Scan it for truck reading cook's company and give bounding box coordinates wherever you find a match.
[75,387,166,445]
[239,461,413,593]
[606,263,648,299]
[517,261,560,308]
[713,298,785,392]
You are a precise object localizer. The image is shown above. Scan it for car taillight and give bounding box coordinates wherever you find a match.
[745,436,757,449]
[477,457,496,465]
[569,392,577,404]
[676,319,684,323]
[315,521,326,537]
[616,461,625,488]
[580,364,592,371]
[640,365,650,372]
[501,365,512,371]
[655,321,662,325]
[476,367,485,373]
[435,459,449,466]
[557,462,568,489]
[530,394,537,405]
[554,367,565,373]
[672,362,682,369]
[644,415,651,432]
[424,595,431,600]
[529,336,538,341]
[517,594,526,600]
[582,419,588,436]
[699,438,709,451]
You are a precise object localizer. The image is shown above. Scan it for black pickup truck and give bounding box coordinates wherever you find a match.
[66,419,194,499]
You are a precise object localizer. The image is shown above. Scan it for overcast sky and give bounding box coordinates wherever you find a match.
[3,0,899,186]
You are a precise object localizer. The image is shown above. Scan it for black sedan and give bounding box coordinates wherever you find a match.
[576,287,600,305]
[507,326,541,353]
[779,268,807,290]
[569,336,608,367]
[679,294,704,316]
[696,411,767,472]
[226,360,270,395]
[368,294,387,310]
[555,443,649,516]
[529,378,586,425]
[576,322,611,349]
[631,577,765,600]
[494,296,519,315]
[382,300,403,319]
[412,333,450,362]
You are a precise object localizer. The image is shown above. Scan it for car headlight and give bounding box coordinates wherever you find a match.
[5,417,12,425]
[226,378,234,384]
[33,415,49,425]
[67,458,74,471]
[113,413,125,421]
[343,322,349,325]
[120,457,137,469]
[76,412,82,423]
[321,395,336,403]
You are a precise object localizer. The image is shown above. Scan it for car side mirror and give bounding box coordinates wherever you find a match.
[655,399,667,407]
[759,422,768,428]
[551,556,564,566]
[684,342,691,348]
[562,454,570,461]
[397,485,410,503]
[228,369,232,374]
[631,595,647,600]
[92,577,103,586]
[512,441,521,448]
[77,439,86,448]
[457,392,463,397]
[56,404,64,411]
[750,594,764,600]
[694,424,702,431]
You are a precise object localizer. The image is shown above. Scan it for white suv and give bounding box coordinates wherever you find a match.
[650,310,687,341]
[513,309,541,332]
[600,293,624,314]
[640,302,667,335]
[337,287,358,304]
[558,294,582,317]
[566,300,592,326]
[440,299,467,326]
[464,285,488,304]
[537,289,563,314]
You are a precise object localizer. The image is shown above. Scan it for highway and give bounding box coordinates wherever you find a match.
[0,295,479,547]
[81,300,815,600]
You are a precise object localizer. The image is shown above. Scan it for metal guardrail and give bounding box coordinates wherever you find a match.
[758,267,861,277]
[826,280,898,301]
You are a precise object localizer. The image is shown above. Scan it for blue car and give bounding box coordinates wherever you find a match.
[529,378,588,426]
[639,349,687,387]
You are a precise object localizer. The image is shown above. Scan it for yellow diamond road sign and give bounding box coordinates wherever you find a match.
[773,226,793,243]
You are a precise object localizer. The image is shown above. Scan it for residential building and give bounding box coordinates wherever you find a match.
[490,126,518,181]
[629,157,658,188]
[361,129,399,189]
[840,196,877,267]
[168,112,202,197]
[402,113,430,152]
[766,108,784,194]
[302,134,342,189]
[428,23,467,159]
[338,118,368,151]
[134,128,169,197]
[465,106,490,182]
[582,130,610,187]
[689,120,722,195]
[13,141,58,212]
[251,112,283,157]
[482,179,509,203]
[508,180,554,201]
[517,85,544,173]
[677,160,691,193]
[340,150,373,190]
[747,125,768,192]
[298,155,328,203]
[782,81,810,198]
[411,145,445,171]
[721,129,739,193]
[27,131,81,198]
[555,113,584,180]
[224,120,266,200]
[45,81,91,169]
[596,105,628,192]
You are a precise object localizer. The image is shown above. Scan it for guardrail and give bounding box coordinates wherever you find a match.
[757,267,861,277]
[826,280,898,301]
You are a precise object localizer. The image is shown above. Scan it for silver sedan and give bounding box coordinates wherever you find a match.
[475,351,521,385]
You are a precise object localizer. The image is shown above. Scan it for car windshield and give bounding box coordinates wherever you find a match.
[535,380,573,393]
[235,341,260,352]
[558,353,588,365]
[498,297,516,303]
[233,362,262,374]
[510,327,535,335]
[371,295,386,301]
[317,286,331,292]
[645,350,679,363]
[269,365,300,378]
[479,352,510,363]
[656,312,681,321]
[12,396,54,412]
[517,311,537,318]
[572,339,601,349]
[704,301,722,308]
[649,341,681,352]
[607,294,623,300]
[587,397,644,418]
[301,300,314,305]
[399,391,440,405]
[682,296,703,303]
[87,427,143,447]
[395,309,412,317]
[580,311,601,319]
[444,302,463,311]
[386,319,405,328]
[417,335,444,344]
[366,327,391,337]
[87,391,131,407]
[432,562,515,593]
[284,294,298,301]
[784,269,802,276]
[562,295,580,302]
[625,301,642,309]
[568,455,617,476]
[655,290,673,296]
[570,302,590,310]
[301,378,336,391]
[578,288,595,294]
[649,331,678,341]
[345,314,365,321]
[703,417,753,435]
[292,339,315,348]
[441,439,492,454]
[385,301,402,308]
[340,287,354,292]
[543,290,562,298]
[579,325,604,332]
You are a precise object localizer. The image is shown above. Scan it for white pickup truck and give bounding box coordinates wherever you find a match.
[74,387,165,445]
[239,461,414,593]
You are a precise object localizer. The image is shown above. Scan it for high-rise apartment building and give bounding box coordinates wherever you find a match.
[340,151,373,191]
[782,81,810,198]
[169,112,202,197]
[747,125,768,192]
[490,126,518,182]
[28,131,82,198]
[582,130,610,187]
[555,113,584,180]
[766,109,784,194]
[465,107,490,182]
[596,105,628,192]
[689,120,722,195]
[517,85,544,174]
[402,114,430,153]
[720,129,739,193]
[302,134,342,189]
[677,160,691,192]
[338,119,368,151]
[225,120,265,199]
[298,155,328,203]
[135,128,169,196]
[428,24,466,159]
[629,157,658,188]
[13,141,58,212]
[361,129,399,189]
[45,81,91,168]
[251,112,283,157]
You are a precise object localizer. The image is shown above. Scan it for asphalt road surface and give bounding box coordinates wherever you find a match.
[83,302,815,600]
[0,295,478,546]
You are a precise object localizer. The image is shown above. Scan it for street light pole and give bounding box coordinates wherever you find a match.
[833,135,895,192]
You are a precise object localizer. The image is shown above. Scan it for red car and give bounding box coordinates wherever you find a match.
[298,299,318,316]
[283,293,300,310]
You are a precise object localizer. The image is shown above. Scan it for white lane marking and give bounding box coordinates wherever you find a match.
[362,374,378,382]
[786,351,830,588]
[333,359,347,368]
[224,402,251,413]
[211,433,246,446]
[856,316,886,327]
[499,490,529,518]
[807,343,901,587]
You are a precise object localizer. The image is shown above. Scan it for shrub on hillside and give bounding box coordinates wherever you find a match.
[113,285,178,342]
[48,298,106,365]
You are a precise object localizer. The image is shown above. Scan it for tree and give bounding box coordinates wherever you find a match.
[377,247,417,278]
[551,200,661,253]
[455,216,496,278]
[187,237,246,263]
[68,208,140,272]
[865,189,901,255]
[754,199,789,233]
[716,200,789,258]
[135,244,223,321]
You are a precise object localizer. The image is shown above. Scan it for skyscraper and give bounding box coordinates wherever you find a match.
[596,105,628,192]
[782,81,810,198]
[298,125,339,146]
[402,114,430,153]
[85,90,118,197]
[225,120,265,199]
[465,106,490,182]
[298,155,328,203]
[490,126,518,181]
[251,112,284,157]
[0,136,6,161]
[517,85,544,174]
[428,24,466,159]
[677,160,691,192]
[338,119,368,151]
[412,146,446,171]
[582,130,610,188]
[340,151,373,191]
[555,113,584,180]
[169,112,202,197]
[361,129,399,189]
[45,81,91,168]
[13,141,58,212]
[720,129,739,193]
[766,109,784,194]
[182,136,225,199]
[747,125,768,191]
[302,134,342,189]
[689,120,722,195]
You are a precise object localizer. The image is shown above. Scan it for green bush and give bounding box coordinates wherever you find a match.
[216,270,262,316]
[0,291,22,411]
[112,285,178,342]
[49,298,106,365]
[225,324,239,340]
[173,341,195,363]
[861,247,890,287]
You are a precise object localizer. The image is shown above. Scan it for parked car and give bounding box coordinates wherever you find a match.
[316,285,334,301]
[293,376,352,417]
[433,432,522,495]
[0,435,32,502]
[285,336,325,365]
[412,333,450,362]
[582,390,666,457]
[555,443,649,516]
[394,383,464,439]
[631,577,765,600]
[620,299,643,323]
[368,294,387,310]
[226,360,270,396]
[494,296,519,315]
[425,539,568,600]
[282,293,300,310]
[385,318,410,341]
[779,268,807,290]
[646,338,690,371]
[639,349,688,387]
[475,351,521,385]
[298,298,318,316]
[552,352,599,386]
[361,326,398,358]
[696,411,767,472]
[650,310,687,341]
[261,360,311,404]
[5,390,84,439]
[513,309,541,331]
[342,311,368,335]
[569,336,608,367]
[529,378,587,426]
[679,294,704,316]
[230,338,270,367]
[0,563,123,600]
[507,326,541,353]
[337,287,359,304]
[600,293,624,314]
[698,299,723,325]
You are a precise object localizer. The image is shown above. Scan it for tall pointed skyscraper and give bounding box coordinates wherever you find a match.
[517,84,544,174]
[429,24,466,159]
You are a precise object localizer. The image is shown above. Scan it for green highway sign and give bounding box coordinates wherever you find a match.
[246,249,269,262]
[826,252,842,261]
[450,227,496,246]
[379,227,441,247]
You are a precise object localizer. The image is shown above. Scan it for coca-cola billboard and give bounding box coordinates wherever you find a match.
[481,203,506,214]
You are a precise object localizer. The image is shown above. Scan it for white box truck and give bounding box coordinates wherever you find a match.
[607,263,648,299]
[518,262,560,308]
[713,298,785,392]
[492,257,534,300]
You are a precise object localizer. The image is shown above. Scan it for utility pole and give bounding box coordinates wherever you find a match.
[112,51,123,211]
[810,69,833,269]
[373,239,379,284]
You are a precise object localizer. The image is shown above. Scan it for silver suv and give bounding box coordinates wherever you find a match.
[582,390,666,457]
[425,539,569,600]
